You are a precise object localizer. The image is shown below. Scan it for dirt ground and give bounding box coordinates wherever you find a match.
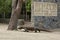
[0,23,60,40]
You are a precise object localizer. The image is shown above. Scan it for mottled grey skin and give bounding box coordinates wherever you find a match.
[18,27,41,32]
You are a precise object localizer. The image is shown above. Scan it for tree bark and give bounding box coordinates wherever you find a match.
[8,0,23,30]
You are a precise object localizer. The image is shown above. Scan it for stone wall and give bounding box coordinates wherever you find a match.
[31,0,60,29]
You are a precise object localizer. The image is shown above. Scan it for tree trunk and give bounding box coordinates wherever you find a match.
[8,0,23,30]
